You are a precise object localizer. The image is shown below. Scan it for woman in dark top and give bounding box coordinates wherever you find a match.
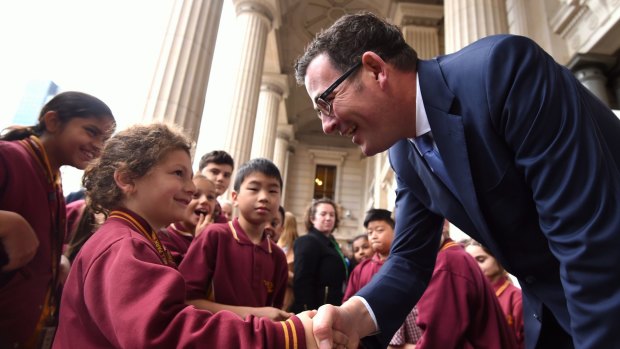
[290,198,348,312]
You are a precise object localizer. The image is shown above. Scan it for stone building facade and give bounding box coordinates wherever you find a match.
[143,0,620,243]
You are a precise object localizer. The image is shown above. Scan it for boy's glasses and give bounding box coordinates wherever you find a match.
[315,61,362,120]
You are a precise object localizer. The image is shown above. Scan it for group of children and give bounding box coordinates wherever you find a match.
[343,210,525,349]
[1,90,525,348]
[0,92,318,348]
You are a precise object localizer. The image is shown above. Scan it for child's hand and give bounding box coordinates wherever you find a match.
[255,306,294,321]
[194,213,213,238]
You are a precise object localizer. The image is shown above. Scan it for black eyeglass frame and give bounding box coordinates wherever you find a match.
[315,61,362,119]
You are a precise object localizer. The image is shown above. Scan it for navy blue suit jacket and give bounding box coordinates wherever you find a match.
[357,35,620,349]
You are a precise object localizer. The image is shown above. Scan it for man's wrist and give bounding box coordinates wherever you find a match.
[344,296,379,337]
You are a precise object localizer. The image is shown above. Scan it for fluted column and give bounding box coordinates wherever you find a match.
[251,73,288,159]
[568,54,617,107]
[391,3,443,58]
[444,0,508,53]
[223,0,274,167]
[274,125,293,204]
[402,25,440,59]
[273,124,293,173]
[143,0,224,142]
[574,67,611,106]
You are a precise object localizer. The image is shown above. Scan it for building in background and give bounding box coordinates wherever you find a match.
[144,0,620,242]
[13,80,59,126]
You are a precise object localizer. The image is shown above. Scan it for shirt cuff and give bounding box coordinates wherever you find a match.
[350,295,379,334]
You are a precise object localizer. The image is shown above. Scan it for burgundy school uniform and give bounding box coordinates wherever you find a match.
[415,239,519,349]
[158,223,194,265]
[0,139,66,346]
[493,275,525,349]
[65,199,86,241]
[342,253,384,302]
[52,209,306,349]
[179,218,288,308]
[343,253,423,346]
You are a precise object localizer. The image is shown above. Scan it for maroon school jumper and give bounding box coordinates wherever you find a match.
[158,223,194,265]
[415,239,519,349]
[493,275,525,349]
[342,253,384,302]
[52,209,306,349]
[179,218,288,308]
[0,139,65,346]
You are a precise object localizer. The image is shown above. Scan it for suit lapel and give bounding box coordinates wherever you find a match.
[417,60,488,236]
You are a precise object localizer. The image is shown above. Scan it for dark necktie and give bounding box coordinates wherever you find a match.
[413,132,456,193]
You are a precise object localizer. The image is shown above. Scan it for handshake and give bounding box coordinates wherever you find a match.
[296,298,375,349]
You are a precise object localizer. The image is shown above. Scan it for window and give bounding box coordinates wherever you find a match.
[313,165,336,200]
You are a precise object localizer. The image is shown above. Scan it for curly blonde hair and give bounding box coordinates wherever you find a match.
[83,123,192,214]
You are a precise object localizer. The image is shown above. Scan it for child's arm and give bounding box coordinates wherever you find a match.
[0,210,39,272]
[187,299,294,321]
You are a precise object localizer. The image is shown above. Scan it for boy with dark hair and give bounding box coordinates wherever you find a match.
[198,150,234,222]
[198,150,234,195]
[344,209,422,348]
[179,158,292,321]
[344,208,394,301]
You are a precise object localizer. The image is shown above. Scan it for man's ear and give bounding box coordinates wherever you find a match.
[42,111,62,133]
[361,51,388,87]
[114,168,135,195]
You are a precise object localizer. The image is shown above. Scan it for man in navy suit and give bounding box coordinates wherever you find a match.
[294,11,620,349]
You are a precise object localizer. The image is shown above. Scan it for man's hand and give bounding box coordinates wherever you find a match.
[299,310,349,349]
[313,298,377,348]
[0,211,39,272]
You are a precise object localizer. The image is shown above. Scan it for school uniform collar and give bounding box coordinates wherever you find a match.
[228,218,273,253]
[370,252,386,266]
[109,207,154,234]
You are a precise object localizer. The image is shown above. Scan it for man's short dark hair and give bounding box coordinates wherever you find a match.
[233,158,282,192]
[363,208,394,229]
[198,150,234,172]
[294,11,418,84]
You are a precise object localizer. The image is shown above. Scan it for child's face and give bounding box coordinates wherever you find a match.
[53,115,115,170]
[220,202,233,221]
[367,220,394,255]
[231,172,281,227]
[465,245,503,282]
[129,149,195,229]
[265,210,284,242]
[201,163,233,196]
[352,237,372,263]
[311,203,336,234]
[183,178,217,227]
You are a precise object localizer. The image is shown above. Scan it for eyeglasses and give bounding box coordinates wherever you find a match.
[315,61,362,119]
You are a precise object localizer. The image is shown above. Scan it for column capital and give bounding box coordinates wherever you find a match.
[276,124,294,140]
[261,73,289,98]
[233,0,276,30]
[389,2,443,27]
[567,53,617,73]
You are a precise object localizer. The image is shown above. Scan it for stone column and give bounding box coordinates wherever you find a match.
[402,25,440,59]
[273,125,293,205]
[143,0,224,143]
[574,67,611,106]
[223,0,274,167]
[568,54,616,107]
[391,3,443,59]
[444,0,509,53]
[251,73,288,159]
